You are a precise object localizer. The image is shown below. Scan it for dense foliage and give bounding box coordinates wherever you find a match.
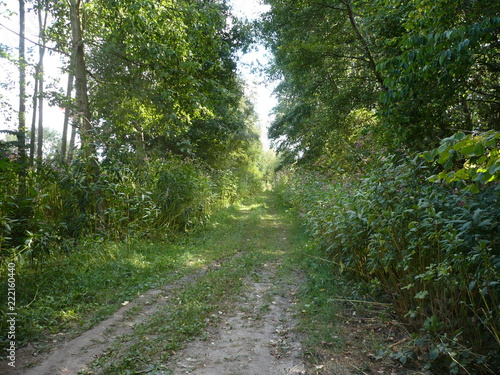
[276,146,499,373]
[0,0,266,263]
[261,0,500,161]
[263,0,500,373]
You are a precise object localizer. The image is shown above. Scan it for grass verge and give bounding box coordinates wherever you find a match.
[282,208,414,374]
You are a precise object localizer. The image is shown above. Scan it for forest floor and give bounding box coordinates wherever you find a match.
[1,192,410,375]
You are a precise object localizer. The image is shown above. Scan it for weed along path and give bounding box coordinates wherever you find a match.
[5,193,309,375]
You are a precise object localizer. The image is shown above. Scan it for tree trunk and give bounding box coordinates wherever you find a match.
[29,67,39,166]
[36,62,44,162]
[69,0,94,156]
[18,0,27,163]
[68,119,77,163]
[17,0,28,200]
[342,0,387,92]
[37,6,47,162]
[61,70,74,160]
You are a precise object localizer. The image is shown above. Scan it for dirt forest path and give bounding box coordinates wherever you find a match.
[4,193,311,375]
[168,262,305,374]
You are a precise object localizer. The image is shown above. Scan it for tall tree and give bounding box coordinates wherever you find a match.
[60,69,74,160]
[87,0,252,161]
[262,0,500,163]
[36,0,48,162]
[262,0,381,163]
[17,0,27,165]
[375,0,500,149]
[29,60,39,165]
[69,0,93,156]
[15,0,32,214]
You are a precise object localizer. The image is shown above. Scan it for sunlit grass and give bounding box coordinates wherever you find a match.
[87,192,306,374]
[0,191,320,374]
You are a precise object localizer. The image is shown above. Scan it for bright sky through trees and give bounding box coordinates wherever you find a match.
[230,0,276,150]
[1,0,66,135]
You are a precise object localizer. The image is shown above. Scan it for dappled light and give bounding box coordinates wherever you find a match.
[0,0,498,374]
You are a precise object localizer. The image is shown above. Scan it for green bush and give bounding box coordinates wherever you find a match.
[154,157,215,230]
[277,146,499,373]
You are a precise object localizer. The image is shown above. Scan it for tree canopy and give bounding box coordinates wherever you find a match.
[261,0,500,164]
[0,0,265,255]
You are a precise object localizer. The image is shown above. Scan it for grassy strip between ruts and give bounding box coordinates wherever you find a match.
[85,192,304,374]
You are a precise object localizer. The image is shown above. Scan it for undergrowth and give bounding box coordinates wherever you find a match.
[0,153,257,264]
[275,136,500,374]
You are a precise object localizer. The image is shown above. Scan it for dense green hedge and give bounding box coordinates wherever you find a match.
[276,139,499,373]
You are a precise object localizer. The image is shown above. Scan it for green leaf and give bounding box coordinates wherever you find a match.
[459,143,476,156]
[473,143,486,156]
[429,347,440,361]
[469,281,476,292]
[438,142,450,154]
[488,162,500,176]
[465,183,480,194]
[421,149,437,162]
[414,290,429,299]
[437,149,451,164]
[443,158,453,170]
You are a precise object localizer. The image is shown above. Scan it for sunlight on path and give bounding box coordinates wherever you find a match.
[168,194,306,374]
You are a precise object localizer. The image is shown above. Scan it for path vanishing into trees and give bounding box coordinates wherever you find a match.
[3,193,310,375]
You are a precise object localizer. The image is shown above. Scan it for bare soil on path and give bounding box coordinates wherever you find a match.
[1,268,210,375]
[2,196,310,375]
[168,262,306,375]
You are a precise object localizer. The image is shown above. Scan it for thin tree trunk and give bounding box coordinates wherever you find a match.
[29,68,39,166]
[18,0,27,163]
[18,0,28,198]
[35,1,49,163]
[61,71,74,160]
[36,13,46,162]
[69,0,94,156]
[68,120,76,163]
[341,0,387,92]
[36,64,44,162]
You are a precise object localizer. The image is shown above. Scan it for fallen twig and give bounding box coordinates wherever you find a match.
[350,363,370,375]
[388,337,411,348]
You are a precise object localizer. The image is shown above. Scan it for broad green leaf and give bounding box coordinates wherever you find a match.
[429,347,440,361]
[473,143,486,156]
[414,290,429,299]
[488,162,500,176]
